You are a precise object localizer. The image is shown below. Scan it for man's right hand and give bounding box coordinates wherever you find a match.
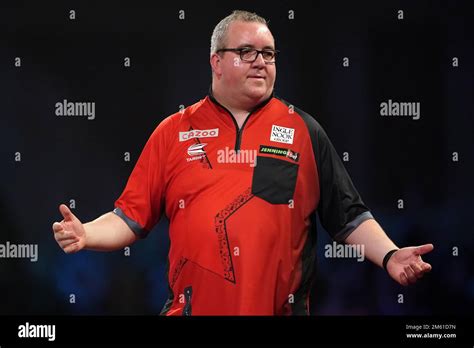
[52,204,86,253]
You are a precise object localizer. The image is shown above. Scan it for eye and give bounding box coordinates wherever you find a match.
[262,51,275,59]
[240,48,256,60]
[240,47,254,53]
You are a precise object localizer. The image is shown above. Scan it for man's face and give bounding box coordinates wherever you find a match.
[214,21,277,105]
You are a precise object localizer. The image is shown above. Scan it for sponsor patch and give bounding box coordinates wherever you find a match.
[270,125,295,144]
[179,128,219,142]
[187,143,207,156]
[259,145,299,162]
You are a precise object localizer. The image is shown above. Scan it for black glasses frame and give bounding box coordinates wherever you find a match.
[216,47,279,63]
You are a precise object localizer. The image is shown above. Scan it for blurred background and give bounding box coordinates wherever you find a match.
[0,0,473,315]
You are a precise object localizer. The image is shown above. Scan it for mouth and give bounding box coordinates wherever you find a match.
[247,76,266,80]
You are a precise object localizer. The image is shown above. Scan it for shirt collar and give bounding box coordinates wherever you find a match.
[207,86,274,115]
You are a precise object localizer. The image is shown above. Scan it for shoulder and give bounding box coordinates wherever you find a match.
[150,98,207,138]
[272,96,329,144]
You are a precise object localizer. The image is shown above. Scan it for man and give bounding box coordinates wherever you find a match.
[52,10,433,315]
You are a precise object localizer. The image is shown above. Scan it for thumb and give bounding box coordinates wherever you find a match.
[59,204,74,221]
[415,243,434,256]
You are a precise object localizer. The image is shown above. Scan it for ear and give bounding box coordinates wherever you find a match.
[210,53,222,77]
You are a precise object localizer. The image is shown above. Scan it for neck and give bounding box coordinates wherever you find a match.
[211,87,249,115]
[210,88,249,128]
[211,80,273,112]
[210,83,273,128]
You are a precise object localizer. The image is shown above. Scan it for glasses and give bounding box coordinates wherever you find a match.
[216,47,279,63]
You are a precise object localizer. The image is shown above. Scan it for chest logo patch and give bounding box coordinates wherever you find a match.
[270,125,295,144]
[179,128,219,142]
[259,145,299,162]
[187,143,207,156]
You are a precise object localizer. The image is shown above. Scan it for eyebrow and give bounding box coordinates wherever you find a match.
[236,44,275,50]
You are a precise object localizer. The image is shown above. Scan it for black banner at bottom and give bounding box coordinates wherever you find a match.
[0,315,471,346]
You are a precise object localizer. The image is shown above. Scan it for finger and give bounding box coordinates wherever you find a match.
[63,242,80,254]
[61,239,80,250]
[60,238,77,248]
[59,204,74,222]
[421,262,432,272]
[410,262,424,279]
[404,265,417,284]
[400,272,409,286]
[415,244,434,256]
[52,222,64,233]
[56,232,78,242]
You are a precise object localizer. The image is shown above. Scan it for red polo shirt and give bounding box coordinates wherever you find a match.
[114,91,373,315]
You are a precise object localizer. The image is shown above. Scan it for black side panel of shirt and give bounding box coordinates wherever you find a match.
[277,98,373,242]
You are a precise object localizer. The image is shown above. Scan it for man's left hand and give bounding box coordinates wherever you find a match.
[386,244,434,286]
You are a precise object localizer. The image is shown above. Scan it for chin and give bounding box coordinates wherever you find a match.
[245,86,270,101]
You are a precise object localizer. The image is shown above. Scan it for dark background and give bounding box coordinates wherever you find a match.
[0,0,472,316]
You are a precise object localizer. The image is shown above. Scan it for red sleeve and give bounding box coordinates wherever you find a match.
[113,117,171,238]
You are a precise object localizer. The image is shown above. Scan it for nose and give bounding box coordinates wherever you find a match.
[251,52,267,67]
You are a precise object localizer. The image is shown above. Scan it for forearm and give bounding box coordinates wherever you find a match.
[83,212,138,251]
[344,218,398,268]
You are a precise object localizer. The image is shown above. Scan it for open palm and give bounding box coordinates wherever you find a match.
[386,244,434,286]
